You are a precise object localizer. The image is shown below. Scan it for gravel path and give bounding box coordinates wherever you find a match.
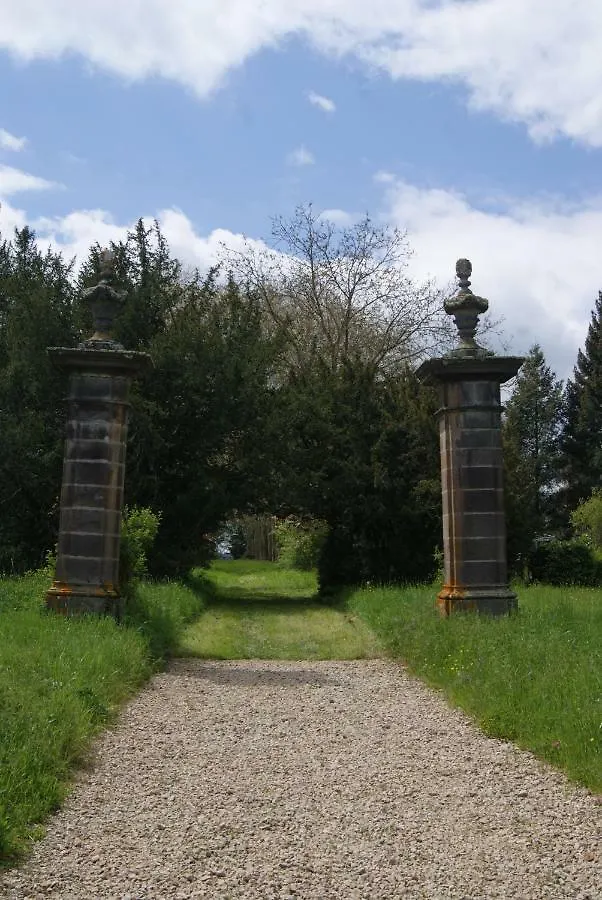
[2,659,601,899]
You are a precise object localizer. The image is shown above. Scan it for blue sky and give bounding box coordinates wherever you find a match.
[2,1,602,378]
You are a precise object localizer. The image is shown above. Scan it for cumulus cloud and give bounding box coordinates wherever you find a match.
[1,1,601,144]
[0,164,58,195]
[31,209,131,265]
[377,177,602,378]
[287,145,315,166]
[0,197,27,234]
[374,171,396,185]
[319,208,357,226]
[0,197,268,278]
[0,128,27,152]
[308,91,336,113]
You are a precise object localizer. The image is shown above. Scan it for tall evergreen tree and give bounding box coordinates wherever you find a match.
[503,344,564,569]
[0,227,77,571]
[269,360,441,589]
[126,273,279,575]
[562,292,602,507]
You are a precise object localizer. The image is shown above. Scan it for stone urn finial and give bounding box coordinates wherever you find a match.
[81,247,125,349]
[444,258,491,357]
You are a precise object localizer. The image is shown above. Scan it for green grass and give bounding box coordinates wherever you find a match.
[0,572,208,865]
[348,582,602,793]
[178,559,382,660]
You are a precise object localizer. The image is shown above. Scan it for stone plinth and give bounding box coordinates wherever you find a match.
[418,355,523,615]
[46,348,150,617]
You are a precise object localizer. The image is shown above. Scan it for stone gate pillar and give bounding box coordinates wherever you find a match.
[46,250,151,617]
[417,259,523,616]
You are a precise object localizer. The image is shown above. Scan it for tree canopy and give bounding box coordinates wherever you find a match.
[2,214,596,590]
[0,217,443,584]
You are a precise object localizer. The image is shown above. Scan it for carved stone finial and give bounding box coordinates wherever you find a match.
[455,258,472,292]
[444,258,491,357]
[80,247,125,349]
[98,248,116,282]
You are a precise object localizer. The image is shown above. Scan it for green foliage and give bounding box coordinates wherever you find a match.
[274,516,327,570]
[562,291,602,507]
[0,571,208,863]
[0,218,439,590]
[571,488,602,550]
[271,361,441,591]
[118,237,280,576]
[503,344,564,571]
[0,227,77,573]
[528,539,602,586]
[119,506,161,596]
[0,220,281,578]
[348,582,602,793]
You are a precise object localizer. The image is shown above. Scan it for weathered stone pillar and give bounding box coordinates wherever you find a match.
[418,259,523,615]
[46,251,151,616]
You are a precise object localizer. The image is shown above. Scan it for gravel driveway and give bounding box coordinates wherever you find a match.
[1,659,600,899]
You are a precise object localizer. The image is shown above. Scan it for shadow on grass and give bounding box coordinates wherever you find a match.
[183,570,219,603]
[183,568,326,612]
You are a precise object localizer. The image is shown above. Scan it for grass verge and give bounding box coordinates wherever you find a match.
[348,582,602,793]
[0,572,208,865]
[178,559,381,660]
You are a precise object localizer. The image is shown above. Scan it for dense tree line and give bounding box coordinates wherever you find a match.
[1,212,601,587]
[0,213,442,585]
[502,295,602,575]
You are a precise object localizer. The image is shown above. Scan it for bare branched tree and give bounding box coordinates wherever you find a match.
[224,204,452,375]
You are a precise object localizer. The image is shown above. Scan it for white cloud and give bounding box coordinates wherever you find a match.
[0,197,27,234]
[374,171,396,185]
[287,145,315,166]
[319,208,357,227]
[0,164,58,195]
[308,91,336,113]
[0,128,27,152]
[31,209,130,265]
[1,2,602,144]
[151,209,268,273]
[1,200,268,279]
[378,177,602,378]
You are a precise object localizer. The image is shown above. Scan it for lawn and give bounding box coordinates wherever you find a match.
[178,559,381,660]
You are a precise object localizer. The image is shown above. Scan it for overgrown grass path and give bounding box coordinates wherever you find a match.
[178,560,382,660]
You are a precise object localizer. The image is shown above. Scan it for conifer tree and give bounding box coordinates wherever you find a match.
[503,344,564,569]
[0,226,77,571]
[562,292,602,508]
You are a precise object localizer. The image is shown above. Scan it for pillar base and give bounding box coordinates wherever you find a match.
[46,582,122,618]
[437,585,517,617]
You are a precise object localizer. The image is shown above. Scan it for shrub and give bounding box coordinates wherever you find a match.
[571,488,602,550]
[119,507,161,598]
[529,538,602,586]
[274,516,328,570]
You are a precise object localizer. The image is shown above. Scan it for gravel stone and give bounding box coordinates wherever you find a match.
[1,659,600,899]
